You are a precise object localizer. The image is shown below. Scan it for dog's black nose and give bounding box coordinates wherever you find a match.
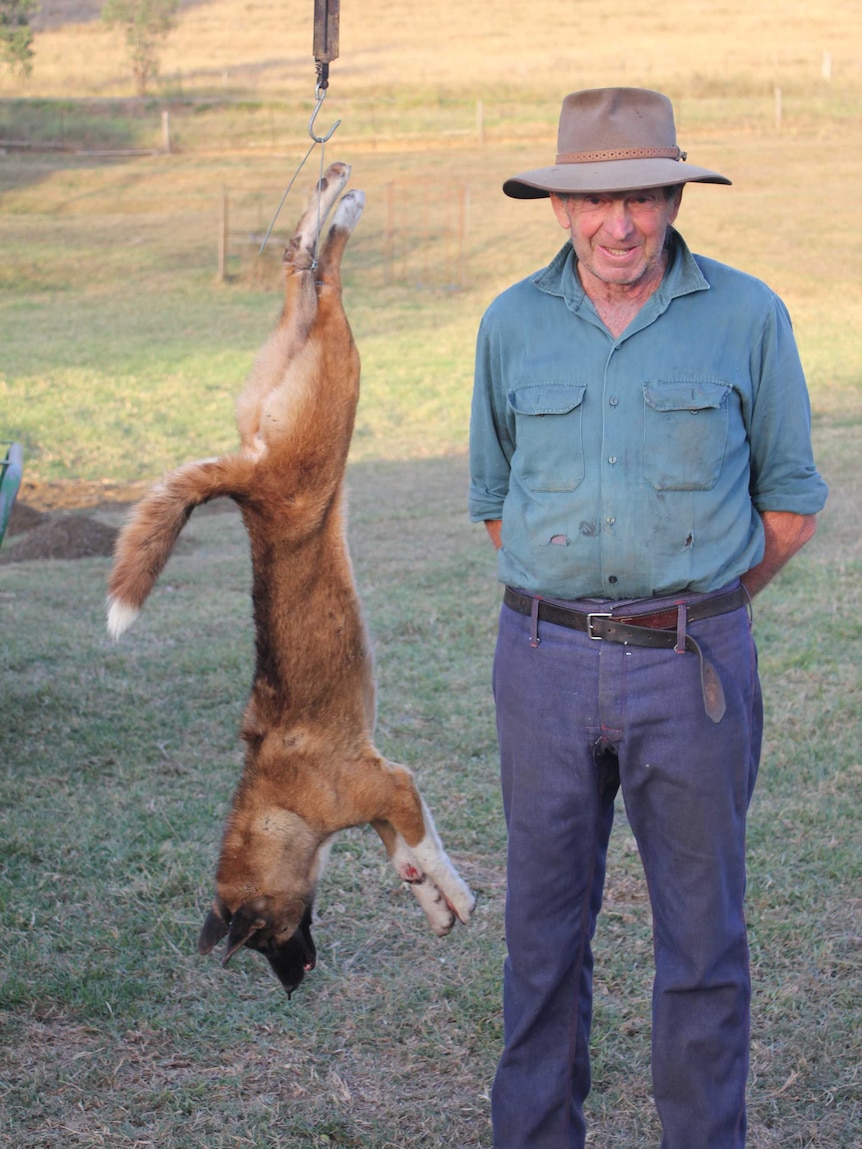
[265,938,311,997]
[261,911,316,997]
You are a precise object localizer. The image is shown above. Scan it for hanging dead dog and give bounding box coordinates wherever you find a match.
[106,162,475,997]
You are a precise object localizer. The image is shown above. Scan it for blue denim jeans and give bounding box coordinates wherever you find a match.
[491,590,762,1149]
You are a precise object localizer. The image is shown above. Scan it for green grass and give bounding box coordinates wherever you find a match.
[0,467,504,1148]
[2,129,860,484]
[1,18,861,1143]
[0,98,165,150]
[1,445,860,1147]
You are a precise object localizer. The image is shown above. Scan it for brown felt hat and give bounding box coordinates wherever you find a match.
[504,87,731,198]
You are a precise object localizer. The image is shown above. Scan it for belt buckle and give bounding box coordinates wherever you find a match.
[586,612,612,639]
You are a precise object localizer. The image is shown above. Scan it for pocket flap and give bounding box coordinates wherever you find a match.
[508,384,587,416]
[643,381,730,413]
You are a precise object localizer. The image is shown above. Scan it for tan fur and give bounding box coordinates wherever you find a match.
[107,164,475,996]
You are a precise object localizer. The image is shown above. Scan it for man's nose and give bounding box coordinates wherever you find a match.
[604,200,635,238]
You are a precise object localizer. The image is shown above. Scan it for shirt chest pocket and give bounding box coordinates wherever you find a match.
[507,384,587,492]
[643,380,732,491]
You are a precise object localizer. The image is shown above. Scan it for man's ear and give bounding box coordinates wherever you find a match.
[668,184,684,225]
[550,193,573,231]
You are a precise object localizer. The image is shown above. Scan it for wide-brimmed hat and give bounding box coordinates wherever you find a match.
[504,87,730,199]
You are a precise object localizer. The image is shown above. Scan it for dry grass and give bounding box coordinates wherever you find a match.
[10,0,862,103]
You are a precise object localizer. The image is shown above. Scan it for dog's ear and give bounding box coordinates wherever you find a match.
[221,903,270,965]
[198,899,270,965]
[198,898,230,956]
[297,904,317,971]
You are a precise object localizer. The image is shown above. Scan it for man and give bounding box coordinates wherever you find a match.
[469,87,828,1149]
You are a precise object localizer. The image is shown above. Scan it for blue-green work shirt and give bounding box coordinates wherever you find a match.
[469,230,828,600]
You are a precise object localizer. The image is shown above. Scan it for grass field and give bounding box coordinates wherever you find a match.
[1,1,861,1146]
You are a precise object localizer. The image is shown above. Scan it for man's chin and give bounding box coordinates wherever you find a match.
[596,256,646,281]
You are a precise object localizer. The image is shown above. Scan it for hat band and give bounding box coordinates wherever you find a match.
[555,145,687,164]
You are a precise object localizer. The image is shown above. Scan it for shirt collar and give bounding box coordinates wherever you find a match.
[530,228,710,318]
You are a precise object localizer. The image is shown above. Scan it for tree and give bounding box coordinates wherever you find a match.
[0,0,38,78]
[101,0,179,96]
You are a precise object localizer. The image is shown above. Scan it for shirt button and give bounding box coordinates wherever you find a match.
[608,575,618,584]
[608,455,617,465]
[609,397,620,406]
[606,516,615,525]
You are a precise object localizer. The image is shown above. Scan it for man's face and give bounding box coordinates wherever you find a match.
[550,187,682,294]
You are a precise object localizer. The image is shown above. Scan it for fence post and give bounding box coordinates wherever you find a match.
[774,86,783,131]
[459,185,470,288]
[384,181,394,286]
[218,189,229,282]
[162,110,171,154]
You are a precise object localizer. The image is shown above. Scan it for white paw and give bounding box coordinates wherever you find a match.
[332,190,366,232]
[402,871,458,937]
[445,876,477,926]
[397,849,475,932]
[408,835,476,926]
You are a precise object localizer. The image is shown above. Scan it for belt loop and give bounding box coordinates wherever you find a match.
[674,602,687,654]
[529,596,541,648]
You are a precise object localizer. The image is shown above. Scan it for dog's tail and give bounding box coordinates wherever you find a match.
[107,454,254,640]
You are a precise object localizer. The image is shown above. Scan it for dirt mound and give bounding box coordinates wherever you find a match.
[6,502,49,536]
[0,514,118,564]
[1,484,238,563]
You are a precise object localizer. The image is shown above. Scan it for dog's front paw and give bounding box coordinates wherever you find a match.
[446,878,477,926]
[415,879,459,936]
[398,859,476,936]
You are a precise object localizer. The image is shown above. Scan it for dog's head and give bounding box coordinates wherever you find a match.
[198,894,316,998]
[198,800,330,996]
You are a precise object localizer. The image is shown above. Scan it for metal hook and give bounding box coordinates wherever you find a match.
[308,85,341,144]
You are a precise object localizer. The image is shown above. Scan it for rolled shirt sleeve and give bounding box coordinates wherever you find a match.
[746,294,829,516]
[469,312,513,522]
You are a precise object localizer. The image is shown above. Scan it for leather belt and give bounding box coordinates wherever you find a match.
[502,584,750,724]
[503,585,747,636]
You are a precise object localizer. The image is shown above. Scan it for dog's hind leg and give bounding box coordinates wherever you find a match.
[235,163,355,453]
[315,190,366,291]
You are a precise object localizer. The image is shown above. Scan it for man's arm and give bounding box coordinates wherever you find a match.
[741,510,817,598]
[484,519,503,550]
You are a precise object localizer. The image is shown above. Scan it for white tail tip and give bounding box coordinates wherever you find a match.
[107,597,140,641]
